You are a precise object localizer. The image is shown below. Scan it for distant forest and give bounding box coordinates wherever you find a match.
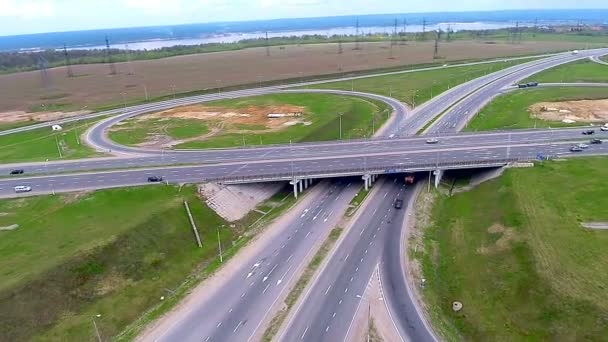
[1,27,606,75]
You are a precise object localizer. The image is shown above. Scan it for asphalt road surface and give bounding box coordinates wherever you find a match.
[146,179,358,342]
[279,177,412,342]
[1,127,604,176]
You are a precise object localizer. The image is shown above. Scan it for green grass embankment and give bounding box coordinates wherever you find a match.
[466,87,608,131]
[416,158,608,341]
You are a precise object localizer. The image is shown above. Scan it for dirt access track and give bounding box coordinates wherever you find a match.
[530,99,608,123]
[0,39,600,114]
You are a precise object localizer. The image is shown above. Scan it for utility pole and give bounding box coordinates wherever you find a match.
[105,36,116,75]
[533,17,538,37]
[63,44,74,77]
[338,40,343,54]
[401,18,407,45]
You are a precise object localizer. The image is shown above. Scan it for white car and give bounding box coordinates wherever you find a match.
[577,143,589,149]
[601,126,608,131]
[426,138,439,144]
[13,186,32,193]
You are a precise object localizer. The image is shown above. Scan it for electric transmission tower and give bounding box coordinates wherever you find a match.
[421,18,427,40]
[63,44,74,78]
[105,36,116,75]
[401,18,408,45]
[265,31,270,56]
[37,54,51,87]
[391,19,398,46]
[354,19,361,50]
[433,30,442,59]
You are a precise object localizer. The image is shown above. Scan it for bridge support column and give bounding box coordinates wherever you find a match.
[433,169,444,189]
[362,174,371,191]
[303,179,309,189]
[298,179,304,193]
[290,179,300,199]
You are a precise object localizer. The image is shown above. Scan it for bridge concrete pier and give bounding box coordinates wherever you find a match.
[434,169,444,188]
[363,174,378,191]
[290,179,301,199]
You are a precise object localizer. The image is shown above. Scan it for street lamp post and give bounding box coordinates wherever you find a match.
[217,225,225,263]
[339,113,343,140]
[92,314,102,342]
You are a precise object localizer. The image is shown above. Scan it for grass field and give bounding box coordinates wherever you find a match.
[0,40,601,114]
[465,87,608,131]
[0,184,295,341]
[110,93,390,149]
[416,158,608,341]
[602,55,608,63]
[301,59,532,106]
[0,119,104,164]
[525,59,608,83]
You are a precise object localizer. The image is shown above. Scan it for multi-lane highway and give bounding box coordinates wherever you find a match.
[141,179,358,342]
[0,126,604,177]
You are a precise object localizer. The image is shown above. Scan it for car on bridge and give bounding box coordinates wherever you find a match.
[590,139,603,144]
[601,126,608,132]
[13,186,32,193]
[147,176,164,182]
[582,130,595,135]
[426,138,439,144]
[577,143,589,149]
[570,146,584,152]
[9,169,24,175]
[394,199,403,209]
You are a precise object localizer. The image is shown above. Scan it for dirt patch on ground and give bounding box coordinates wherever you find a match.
[477,223,521,255]
[141,104,307,129]
[61,191,93,205]
[530,99,608,123]
[0,110,91,125]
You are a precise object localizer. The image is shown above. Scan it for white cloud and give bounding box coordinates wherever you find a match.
[0,0,55,18]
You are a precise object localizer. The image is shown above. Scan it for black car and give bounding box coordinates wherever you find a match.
[590,139,603,144]
[10,169,24,175]
[526,82,539,87]
[147,176,163,182]
[582,130,595,135]
[517,84,528,89]
[394,199,404,209]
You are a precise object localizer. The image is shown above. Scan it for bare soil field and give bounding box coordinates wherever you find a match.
[530,99,608,123]
[0,40,600,113]
[140,103,307,130]
[0,109,91,126]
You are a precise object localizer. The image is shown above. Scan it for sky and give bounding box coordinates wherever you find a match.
[1,0,607,36]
